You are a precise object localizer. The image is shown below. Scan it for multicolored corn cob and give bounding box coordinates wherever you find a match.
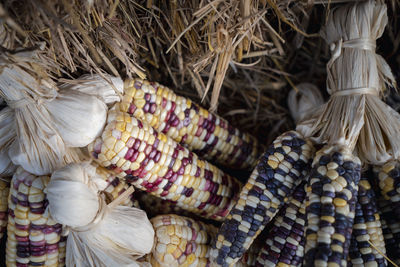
[254,182,307,267]
[348,174,387,267]
[89,110,242,221]
[0,178,10,239]
[378,196,400,265]
[6,168,66,267]
[149,214,261,267]
[210,131,314,267]
[376,161,400,220]
[304,146,361,267]
[117,79,261,170]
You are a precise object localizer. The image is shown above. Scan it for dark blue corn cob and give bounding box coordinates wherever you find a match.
[377,161,400,221]
[304,146,361,267]
[349,174,387,267]
[254,182,307,267]
[210,131,314,267]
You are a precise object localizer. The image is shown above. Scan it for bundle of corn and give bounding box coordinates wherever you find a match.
[149,214,261,267]
[0,177,10,239]
[348,174,387,266]
[210,131,314,266]
[89,110,242,221]
[6,168,65,267]
[254,182,307,267]
[46,163,155,267]
[118,79,261,170]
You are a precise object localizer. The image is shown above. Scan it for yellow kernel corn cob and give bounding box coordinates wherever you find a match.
[210,131,314,267]
[348,174,387,267]
[0,178,10,240]
[304,146,361,267]
[254,182,307,267]
[89,111,242,221]
[6,168,65,267]
[117,79,261,170]
[149,214,261,267]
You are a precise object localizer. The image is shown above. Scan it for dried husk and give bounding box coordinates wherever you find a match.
[0,107,16,176]
[0,49,123,175]
[46,163,154,267]
[297,0,398,165]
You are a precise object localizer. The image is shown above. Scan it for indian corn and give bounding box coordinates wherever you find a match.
[117,79,261,169]
[149,214,261,267]
[348,174,386,267]
[6,168,66,267]
[254,182,307,267]
[304,146,361,267]
[89,110,242,221]
[378,196,400,265]
[376,161,400,220]
[210,131,314,267]
[0,177,10,239]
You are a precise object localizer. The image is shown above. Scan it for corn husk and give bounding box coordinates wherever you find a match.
[0,49,123,175]
[0,107,16,176]
[297,0,398,165]
[46,163,154,267]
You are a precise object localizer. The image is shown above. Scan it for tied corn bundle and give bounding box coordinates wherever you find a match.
[254,182,307,267]
[89,110,242,221]
[377,197,400,265]
[303,146,361,267]
[117,79,261,170]
[149,214,261,267]
[349,175,387,267]
[0,49,124,175]
[0,177,10,239]
[46,163,155,267]
[210,131,314,266]
[6,168,65,267]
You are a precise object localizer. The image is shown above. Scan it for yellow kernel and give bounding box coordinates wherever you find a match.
[321,216,335,224]
[186,254,195,264]
[166,244,177,254]
[333,198,346,207]
[268,160,278,169]
[121,132,131,142]
[116,122,126,132]
[104,137,117,150]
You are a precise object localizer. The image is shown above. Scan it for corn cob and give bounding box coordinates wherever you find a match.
[376,161,400,220]
[149,214,261,267]
[117,79,261,170]
[254,182,307,267]
[6,168,65,267]
[210,131,314,267]
[89,110,242,221]
[0,178,10,240]
[304,146,361,267]
[378,196,400,265]
[348,174,387,267]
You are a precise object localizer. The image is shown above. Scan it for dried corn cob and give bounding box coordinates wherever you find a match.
[378,196,400,265]
[0,178,10,240]
[254,182,307,267]
[304,146,361,267]
[349,175,387,267]
[210,131,314,267]
[6,168,65,267]
[376,161,400,220]
[117,79,261,170]
[89,110,242,221]
[149,214,261,267]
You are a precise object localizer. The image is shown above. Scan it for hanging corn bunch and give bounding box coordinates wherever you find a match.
[117,79,261,170]
[89,110,242,221]
[210,131,314,266]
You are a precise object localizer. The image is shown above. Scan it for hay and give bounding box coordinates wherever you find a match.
[0,0,399,144]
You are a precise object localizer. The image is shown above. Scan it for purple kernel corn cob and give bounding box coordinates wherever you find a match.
[6,168,65,267]
[89,111,242,221]
[349,175,387,267]
[117,79,261,170]
[210,131,314,267]
[304,146,361,267]
[377,161,400,220]
[254,182,307,267]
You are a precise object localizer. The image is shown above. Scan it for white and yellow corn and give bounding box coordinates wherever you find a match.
[89,111,242,221]
[0,177,10,240]
[117,79,261,170]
